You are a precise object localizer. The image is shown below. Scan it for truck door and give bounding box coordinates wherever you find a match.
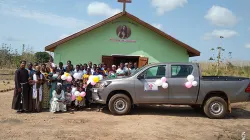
[167,64,199,104]
[134,65,169,103]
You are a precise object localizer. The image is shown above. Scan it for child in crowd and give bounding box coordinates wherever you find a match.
[74,87,85,111]
[64,86,74,113]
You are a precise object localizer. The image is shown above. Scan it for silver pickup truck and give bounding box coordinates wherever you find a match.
[91,62,250,119]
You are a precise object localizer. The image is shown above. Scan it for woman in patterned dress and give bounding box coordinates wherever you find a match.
[41,64,50,109]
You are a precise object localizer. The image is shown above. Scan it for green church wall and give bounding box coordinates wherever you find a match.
[54,16,189,65]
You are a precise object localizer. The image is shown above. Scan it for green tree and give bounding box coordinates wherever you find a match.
[34,52,50,63]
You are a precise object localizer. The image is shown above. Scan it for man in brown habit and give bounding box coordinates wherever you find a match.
[12,60,30,113]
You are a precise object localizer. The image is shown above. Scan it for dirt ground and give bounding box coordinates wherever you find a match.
[0,91,250,140]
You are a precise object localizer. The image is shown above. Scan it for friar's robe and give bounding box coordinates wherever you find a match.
[12,68,29,111]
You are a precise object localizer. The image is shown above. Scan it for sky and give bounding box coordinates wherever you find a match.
[0,0,250,61]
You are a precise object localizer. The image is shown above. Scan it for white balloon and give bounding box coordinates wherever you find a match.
[87,80,92,85]
[155,79,163,86]
[187,75,195,82]
[71,87,77,94]
[61,75,66,80]
[89,75,93,81]
[162,82,168,89]
[192,81,198,87]
[74,91,80,96]
[73,73,78,79]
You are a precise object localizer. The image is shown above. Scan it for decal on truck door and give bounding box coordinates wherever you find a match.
[144,82,158,91]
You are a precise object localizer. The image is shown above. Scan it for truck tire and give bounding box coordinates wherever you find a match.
[203,97,228,119]
[108,94,131,115]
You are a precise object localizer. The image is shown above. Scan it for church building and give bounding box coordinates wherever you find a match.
[45,1,200,68]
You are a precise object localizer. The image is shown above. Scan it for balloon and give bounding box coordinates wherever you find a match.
[51,63,55,68]
[89,75,93,81]
[91,81,96,86]
[155,79,163,86]
[93,76,99,83]
[71,87,77,94]
[98,75,103,81]
[61,75,66,80]
[73,73,79,79]
[76,96,83,101]
[87,80,91,85]
[187,75,195,82]
[71,95,76,101]
[74,91,80,96]
[185,82,192,88]
[192,81,198,87]
[80,92,86,97]
[64,73,69,77]
[66,76,72,82]
[161,77,167,83]
[162,82,168,89]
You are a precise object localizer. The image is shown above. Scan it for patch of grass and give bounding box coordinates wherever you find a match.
[0,69,16,75]
[200,62,250,78]
[0,75,14,80]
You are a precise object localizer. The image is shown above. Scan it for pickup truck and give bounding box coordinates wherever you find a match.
[91,62,250,119]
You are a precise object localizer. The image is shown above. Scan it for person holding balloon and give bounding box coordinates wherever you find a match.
[74,87,86,111]
[82,68,92,88]
[61,66,73,91]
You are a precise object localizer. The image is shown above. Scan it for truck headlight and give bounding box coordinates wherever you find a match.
[95,81,112,88]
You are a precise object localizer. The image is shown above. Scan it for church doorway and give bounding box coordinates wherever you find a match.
[102,55,148,69]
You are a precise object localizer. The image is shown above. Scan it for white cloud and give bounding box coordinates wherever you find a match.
[152,23,162,30]
[87,2,121,17]
[0,5,90,29]
[204,5,238,27]
[245,44,250,48]
[203,29,238,40]
[59,34,69,39]
[151,0,187,16]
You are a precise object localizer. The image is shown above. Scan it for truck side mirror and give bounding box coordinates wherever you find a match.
[137,74,145,80]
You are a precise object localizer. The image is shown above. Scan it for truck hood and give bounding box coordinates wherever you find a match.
[102,76,131,82]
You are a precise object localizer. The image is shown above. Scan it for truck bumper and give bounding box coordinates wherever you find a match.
[91,88,106,104]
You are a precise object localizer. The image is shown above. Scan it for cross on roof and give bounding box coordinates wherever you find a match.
[118,0,132,13]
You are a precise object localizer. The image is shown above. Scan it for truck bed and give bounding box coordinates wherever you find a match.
[201,76,249,81]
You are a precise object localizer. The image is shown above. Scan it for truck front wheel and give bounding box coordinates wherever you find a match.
[203,97,228,119]
[108,94,131,115]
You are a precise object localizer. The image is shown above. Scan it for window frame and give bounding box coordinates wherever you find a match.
[142,65,167,79]
[170,65,194,78]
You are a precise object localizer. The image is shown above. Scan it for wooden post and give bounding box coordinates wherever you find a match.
[118,0,132,13]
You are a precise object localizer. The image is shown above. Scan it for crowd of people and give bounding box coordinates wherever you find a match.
[11,60,138,114]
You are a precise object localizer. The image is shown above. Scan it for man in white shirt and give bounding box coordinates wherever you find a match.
[116,62,125,76]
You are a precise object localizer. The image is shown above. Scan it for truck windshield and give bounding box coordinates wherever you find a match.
[130,65,148,76]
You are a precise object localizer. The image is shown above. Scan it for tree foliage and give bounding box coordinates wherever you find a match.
[0,43,51,69]
[34,52,50,63]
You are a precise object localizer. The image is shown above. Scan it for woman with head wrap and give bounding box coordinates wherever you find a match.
[50,83,66,113]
